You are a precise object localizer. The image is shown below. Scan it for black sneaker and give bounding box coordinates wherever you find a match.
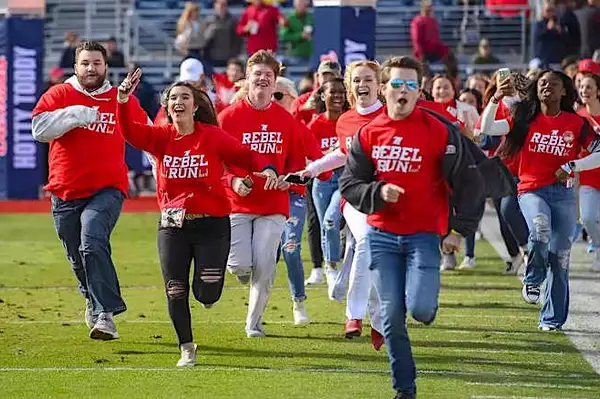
[394,392,415,399]
[522,284,541,304]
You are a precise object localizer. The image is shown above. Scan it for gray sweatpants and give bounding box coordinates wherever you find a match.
[227,213,286,333]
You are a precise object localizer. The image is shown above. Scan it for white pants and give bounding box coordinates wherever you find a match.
[227,213,286,333]
[342,204,382,332]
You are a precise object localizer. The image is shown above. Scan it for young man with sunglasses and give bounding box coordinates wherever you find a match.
[340,56,485,399]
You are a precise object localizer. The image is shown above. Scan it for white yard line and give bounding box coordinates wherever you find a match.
[0,366,590,381]
[466,381,593,390]
[480,207,600,376]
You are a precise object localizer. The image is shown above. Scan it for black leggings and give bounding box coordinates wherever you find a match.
[305,178,324,268]
[157,216,230,345]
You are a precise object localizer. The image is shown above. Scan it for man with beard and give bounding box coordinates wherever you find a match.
[32,41,149,341]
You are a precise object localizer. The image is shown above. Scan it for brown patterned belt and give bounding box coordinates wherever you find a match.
[185,214,210,220]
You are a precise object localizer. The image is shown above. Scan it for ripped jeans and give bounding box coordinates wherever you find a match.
[519,183,576,329]
[281,192,307,302]
[158,216,230,345]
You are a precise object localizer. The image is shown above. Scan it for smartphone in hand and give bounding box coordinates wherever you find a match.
[283,174,310,185]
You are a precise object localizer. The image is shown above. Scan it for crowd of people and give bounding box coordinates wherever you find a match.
[31,18,600,396]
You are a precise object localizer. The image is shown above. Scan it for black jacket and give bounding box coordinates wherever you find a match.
[339,107,509,238]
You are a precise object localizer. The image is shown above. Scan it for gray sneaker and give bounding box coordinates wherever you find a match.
[90,312,119,340]
[84,300,97,329]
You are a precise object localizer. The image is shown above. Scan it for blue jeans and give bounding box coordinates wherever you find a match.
[312,171,342,263]
[579,185,600,247]
[367,227,441,395]
[500,178,529,253]
[518,183,575,329]
[281,192,307,302]
[51,188,126,316]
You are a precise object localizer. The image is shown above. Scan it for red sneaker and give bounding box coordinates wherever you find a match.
[344,319,362,338]
[371,328,384,351]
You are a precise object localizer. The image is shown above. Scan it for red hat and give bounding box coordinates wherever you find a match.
[578,59,599,75]
[49,67,65,79]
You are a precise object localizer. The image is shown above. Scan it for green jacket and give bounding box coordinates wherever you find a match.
[280,11,313,58]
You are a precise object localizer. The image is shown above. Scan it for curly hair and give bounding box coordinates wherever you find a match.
[498,70,577,158]
[314,78,350,115]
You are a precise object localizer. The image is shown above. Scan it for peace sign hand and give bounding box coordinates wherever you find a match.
[118,68,142,103]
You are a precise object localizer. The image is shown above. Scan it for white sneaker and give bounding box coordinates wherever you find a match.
[90,312,119,340]
[325,265,339,300]
[304,267,324,285]
[293,301,310,325]
[458,256,476,270]
[522,284,541,305]
[84,299,96,329]
[592,250,600,272]
[246,328,266,338]
[440,253,456,271]
[177,343,197,367]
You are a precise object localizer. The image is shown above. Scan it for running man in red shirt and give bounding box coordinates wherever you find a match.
[31,41,150,341]
[340,56,485,398]
[481,70,600,330]
[116,71,278,366]
[218,50,307,338]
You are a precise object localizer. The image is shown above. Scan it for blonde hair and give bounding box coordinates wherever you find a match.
[177,2,200,34]
[230,80,249,104]
[246,50,281,77]
[276,77,298,98]
[344,60,381,107]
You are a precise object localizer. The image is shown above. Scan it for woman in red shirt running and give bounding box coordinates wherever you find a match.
[576,72,600,272]
[294,60,385,346]
[481,70,600,331]
[306,77,348,297]
[116,69,278,366]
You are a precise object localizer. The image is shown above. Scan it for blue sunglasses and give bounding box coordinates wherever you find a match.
[390,78,419,91]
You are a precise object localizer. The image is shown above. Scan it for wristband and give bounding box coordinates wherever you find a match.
[450,229,462,237]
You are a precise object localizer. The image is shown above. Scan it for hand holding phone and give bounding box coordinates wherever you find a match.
[283,173,310,185]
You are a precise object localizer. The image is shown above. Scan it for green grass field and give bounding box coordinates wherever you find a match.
[1,213,599,399]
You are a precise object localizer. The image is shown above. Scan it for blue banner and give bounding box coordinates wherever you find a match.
[0,18,8,200]
[1,17,44,199]
[312,4,376,70]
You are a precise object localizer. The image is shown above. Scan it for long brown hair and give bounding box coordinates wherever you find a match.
[161,81,218,126]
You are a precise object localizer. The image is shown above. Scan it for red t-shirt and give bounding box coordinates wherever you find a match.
[417,99,460,127]
[117,100,268,216]
[154,107,169,126]
[308,113,339,152]
[336,107,385,155]
[213,73,238,115]
[511,112,593,194]
[236,4,282,55]
[289,121,332,196]
[291,91,317,126]
[358,108,450,235]
[218,100,306,217]
[475,101,521,175]
[577,108,600,190]
[32,83,148,200]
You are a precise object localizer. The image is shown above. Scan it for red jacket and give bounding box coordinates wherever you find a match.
[291,91,316,125]
[410,15,449,61]
[236,4,283,55]
[218,100,306,217]
[117,99,269,216]
[32,80,148,200]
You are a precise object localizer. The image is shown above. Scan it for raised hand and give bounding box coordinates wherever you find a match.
[117,68,142,103]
